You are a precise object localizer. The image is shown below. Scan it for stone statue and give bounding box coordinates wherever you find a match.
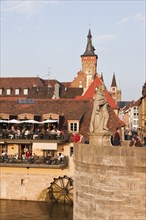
[90,84,109,133]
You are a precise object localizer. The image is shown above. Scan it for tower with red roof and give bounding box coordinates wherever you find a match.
[71,29,98,91]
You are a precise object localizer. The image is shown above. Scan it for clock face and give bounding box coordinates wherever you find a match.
[85,68,92,74]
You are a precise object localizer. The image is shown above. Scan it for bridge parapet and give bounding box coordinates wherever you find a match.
[74,144,146,220]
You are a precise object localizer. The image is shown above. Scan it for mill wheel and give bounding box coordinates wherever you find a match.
[48,175,73,205]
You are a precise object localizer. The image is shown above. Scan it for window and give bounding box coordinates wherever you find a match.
[6,89,11,95]
[133,107,138,114]
[15,89,20,95]
[133,120,137,126]
[68,120,79,133]
[23,89,28,95]
[70,147,74,157]
[133,113,137,118]
[70,123,77,132]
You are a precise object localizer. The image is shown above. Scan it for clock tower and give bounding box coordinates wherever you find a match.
[81,29,98,88]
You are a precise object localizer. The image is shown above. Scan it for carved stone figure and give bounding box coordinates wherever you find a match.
[90,84,109,133]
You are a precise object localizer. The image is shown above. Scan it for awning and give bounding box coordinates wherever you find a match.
[40,119,58,124]
[7,119,21,124]
[32,142,57,150]
[0,119,9,123]
[21,119,40,124]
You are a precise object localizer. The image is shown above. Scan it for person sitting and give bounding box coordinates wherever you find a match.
[129,135,143,147]
[15,128,21,139]
[58,153,65,163]
[24,129,30,139]
[26,151,31,158]
[33,128,39,139]
[45,153,52,164]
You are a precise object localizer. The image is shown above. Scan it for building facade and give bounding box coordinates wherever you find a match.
[0,29,125,164]
[138,82,146,142]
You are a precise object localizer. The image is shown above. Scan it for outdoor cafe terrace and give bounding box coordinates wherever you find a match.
[0,153,68,168]
[0,119,69,142]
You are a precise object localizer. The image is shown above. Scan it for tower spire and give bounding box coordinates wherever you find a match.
[111,72,117,87]
[110,73,121,102]
[81,29,98,58]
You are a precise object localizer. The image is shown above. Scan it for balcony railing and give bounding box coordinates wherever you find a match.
[0,155,68,168]
[0,131,70,143]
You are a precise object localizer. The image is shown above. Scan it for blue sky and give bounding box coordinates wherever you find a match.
[1,0,145,101]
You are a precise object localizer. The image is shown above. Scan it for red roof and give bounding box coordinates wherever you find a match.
[76,74,119,109]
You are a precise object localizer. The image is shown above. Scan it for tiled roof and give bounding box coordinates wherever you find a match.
[0,77,45,88]
[27,87,83,99]
[132,98,141,107]
[61,82,72,87]
[0,77,83,99]
[60,87,83,99]
[76,74,119,109]
[118,99,141,109]
[27,87,54,99]
[44,79,64,87]
[0,99,125,139]
[0,77,45,97]
[117,101,133,108]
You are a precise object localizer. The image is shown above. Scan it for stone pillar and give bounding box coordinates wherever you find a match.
[73,144,146,220]
[89,131,111,146]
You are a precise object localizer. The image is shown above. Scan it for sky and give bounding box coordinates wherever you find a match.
[0,0,145,101]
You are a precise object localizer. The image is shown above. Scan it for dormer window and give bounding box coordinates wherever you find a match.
[23,88,28,95]
[15,88,20,95]
[68,120,79,133]
[6,88,11,95]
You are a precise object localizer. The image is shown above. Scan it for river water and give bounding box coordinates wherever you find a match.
[0,200,73,220]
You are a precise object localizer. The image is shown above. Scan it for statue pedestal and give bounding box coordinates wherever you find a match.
[88,131,111,146]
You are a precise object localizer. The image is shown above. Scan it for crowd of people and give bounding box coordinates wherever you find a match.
[1,150,67,166]
[0,123,65,140]
[111,127,144,147]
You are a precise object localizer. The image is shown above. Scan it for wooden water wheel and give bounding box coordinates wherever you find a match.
[48,175,73,205]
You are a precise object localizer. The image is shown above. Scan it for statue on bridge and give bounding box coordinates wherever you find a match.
[90,84,109,133]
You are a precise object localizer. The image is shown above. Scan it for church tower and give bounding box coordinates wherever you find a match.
[71,29,98,90]
[81,29,98,89]
[110,73,121,102]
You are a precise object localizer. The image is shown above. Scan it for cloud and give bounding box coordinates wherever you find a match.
[133,13,145,25]
[95,34,118,42]
[118,17,129,24]
[2,0,52,17]
[118,13,145,26]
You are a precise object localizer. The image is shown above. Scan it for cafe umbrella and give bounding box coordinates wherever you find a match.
[21,119,40,124]
[7,119,21,124]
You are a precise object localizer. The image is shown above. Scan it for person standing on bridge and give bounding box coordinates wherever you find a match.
[113,127,121,146]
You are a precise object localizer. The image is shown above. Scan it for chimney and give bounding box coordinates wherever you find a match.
[54,83,60,99]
